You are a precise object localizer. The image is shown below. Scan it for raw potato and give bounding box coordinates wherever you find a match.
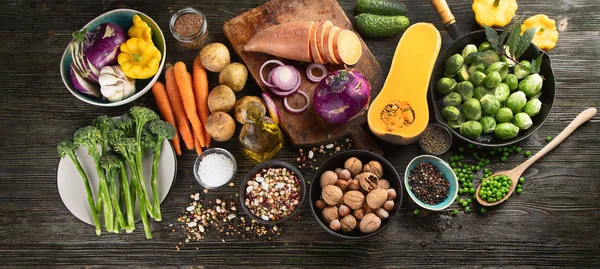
[205,112,236,142]
[219,63,248,93]
[208,85,236,113]
[199,43,231,72]
[234,96,264,124]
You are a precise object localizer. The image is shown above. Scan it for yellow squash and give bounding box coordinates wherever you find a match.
[367,23,441,145]
[472,0,518,28]
[521,14,559,51]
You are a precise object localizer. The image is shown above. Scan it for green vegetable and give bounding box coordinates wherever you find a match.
[484,71,502,88]
[442,106,460,121]
[92,115,115,156]
[495,122,519,140]
[473,85,492,100]
[462,98,482,121]
[480,116,497,134]
[129,107,159,216]
[493,83,511,103]
[519,177,525,183]
[506,91,527,113]
[414,209,420,215]
[480,207,487,213]
[148,120,176,221]
[100,154,128,233]
[445,54,464,77]
[518,74,543,98]
[470,71,486,86]
[58,139,101,236]
[468,61,487,74]
[480,174,512,203]
[460,120,483,139]
[452,209,459,215]
[437,77,457,95]
[495,107,514,123]
[355,0,407,15]
[456,81,474,101]
[462,44,478,59]
[525,150,531,157]
[478,41,493,52]
[443,92,462,107]
[456,64,470,82]
[478,50,501,66]
[480,94,501,115]
[485,62,509,80]
[354,13,410,38]
[546,136,553,142]
[513,112,533,130]
[504,74,518,91]
[514,60,531,79]
[523,98,542,117]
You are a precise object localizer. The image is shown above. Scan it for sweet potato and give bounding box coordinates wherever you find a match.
[244,21,314,62]
[310,21,325,64]
[316,21,333,63]
[324,26,342,65]
[334,30,363,65]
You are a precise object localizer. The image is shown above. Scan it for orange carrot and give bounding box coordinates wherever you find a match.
[193,132,203,156]
[173,61,206,148]
[192,56,212,147]
[151,81,182,156]
[165,65,194,150]
[187,70,205,148]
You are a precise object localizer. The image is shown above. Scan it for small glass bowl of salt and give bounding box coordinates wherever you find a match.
[194,148,237,189]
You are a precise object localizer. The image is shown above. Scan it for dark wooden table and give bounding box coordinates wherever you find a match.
[1,0,599,267]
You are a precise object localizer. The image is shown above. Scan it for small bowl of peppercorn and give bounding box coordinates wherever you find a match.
[239,160,306,225]
[419,123,452,156]
[404,155,458,211]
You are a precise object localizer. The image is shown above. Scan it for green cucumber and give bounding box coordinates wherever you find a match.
[355,0,407,16]
[355,14,409,38]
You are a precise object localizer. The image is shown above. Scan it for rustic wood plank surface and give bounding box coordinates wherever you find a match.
[0,0,599,268]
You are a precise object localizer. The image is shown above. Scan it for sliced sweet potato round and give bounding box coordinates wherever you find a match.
[324,26,342,65]
[310,21,325,64]
[334,29,363,65]
[316,21,333,62]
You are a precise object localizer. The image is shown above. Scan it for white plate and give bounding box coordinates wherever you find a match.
[56,140,177,225]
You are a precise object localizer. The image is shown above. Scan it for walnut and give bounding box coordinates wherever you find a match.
[366,188,388,209]
[374,208,389,220]
[356,172,379,192]
[338,169,352,181]
[348,179,361,191]
[335,179,349,192]
[329,219,341,231]
[363,161,383,178]
[338,204,351,217]
[359,213,381,233]
[343,190,365,210]
[322,185,343,205]
[387,188,397,200]
[353,208,365,220]
[320,170,338,188]
[340,215,357,232]
[383,200,395,211]
[378,179,390,190]
[344,157,363,176]
[322,206,338,223]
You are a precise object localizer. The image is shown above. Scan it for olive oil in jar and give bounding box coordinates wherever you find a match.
[239,100,283,163]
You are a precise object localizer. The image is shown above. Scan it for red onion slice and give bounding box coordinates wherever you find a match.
[284,90,310,114]
[261,92,280,124]
[260,59,284,88]
[270,65,300,91]
[306,63,327,82]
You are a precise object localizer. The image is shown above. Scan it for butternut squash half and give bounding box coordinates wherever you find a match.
[367,23,441,145]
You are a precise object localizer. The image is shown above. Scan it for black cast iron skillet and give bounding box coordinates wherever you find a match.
[428,0,555,147]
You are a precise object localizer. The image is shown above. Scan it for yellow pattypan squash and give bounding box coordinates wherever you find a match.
[521,14,558,51]
[472,0,518,28]
[118,38,161,79]
[128,15,153,44]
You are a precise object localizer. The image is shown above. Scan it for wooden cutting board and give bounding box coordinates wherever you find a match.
[223,0,383,147]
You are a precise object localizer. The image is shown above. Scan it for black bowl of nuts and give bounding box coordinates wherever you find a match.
[239,160,306,225]
[309,150,403,239]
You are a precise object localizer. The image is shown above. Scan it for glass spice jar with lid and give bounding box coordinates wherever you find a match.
[169,7,208,50]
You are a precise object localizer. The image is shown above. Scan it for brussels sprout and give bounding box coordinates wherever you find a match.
[494,122,520,140]
[478,42,493,52]
[486,62,509,80]
[442,92,462,107]
[437,77,457,95]
[460,120,483,139]
[480,116,497,134]
[468,61,486,74]
[462,98,482,121]
[513,112,533,130]
[518,73,543,98]
[456,81,474,101]
[470,71,486,86]
[484,71,502,88]
[495,107,514,123]
[474,85,493,100]
[504,74,519,91]
[514,60,531,79]
[493,83,511,103]
[480,94,501,115]
[447,120,462,129]
[457,112,467,124]
[478,51,501,66]
[457,65,470,82]
[442,106,460,121]
[523,98,542,117]
[462,44,478,59]
[506,91,528,113]
[445,54,464,76]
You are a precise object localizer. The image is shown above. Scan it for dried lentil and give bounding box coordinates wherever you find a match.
[408,162,450,205]
[244,167,301,221]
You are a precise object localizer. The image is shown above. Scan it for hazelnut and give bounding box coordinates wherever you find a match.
[343,190,365,210]
[356,172,379,192]
[338,204,351,217]
[363,161,383,178]
[387,188,397,200]
[378,179,391,190]
[340,215,357,232]
[335,179,349,192]
[322,206,338,223]
[338,169,352,181]
[359,213,381,233]
[334,168,343,175]
[353,208,365,220]
[362,202,373,214]
[322,185,343,205]
[344,157,362,176]
[383,200,395,211]
[374,208,389,220]
[320,171,338,188]
[315,200,326,210]
[329,219,341,231]
[366,188,388,209]
[348,179,361,191]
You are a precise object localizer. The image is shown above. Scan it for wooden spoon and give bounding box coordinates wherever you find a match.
[476,108,597,206]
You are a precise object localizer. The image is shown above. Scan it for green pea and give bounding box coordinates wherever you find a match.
[501,156,507,162]
[519,177,525,183]
[546,136,552,142]
[459,147,465,152]
[480,207,487,213]
[459,199,465,204]
[452,209,459,215]
[467,198,472,203]
[516,189,522,194]
[516,147,522,152]
[525,151,532,157]
[468,143,474,149]
[464,206,471,213]
[414,209,420,215]
[459,188,464,194]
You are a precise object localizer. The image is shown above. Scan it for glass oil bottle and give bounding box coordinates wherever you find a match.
[239,100,283,163]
